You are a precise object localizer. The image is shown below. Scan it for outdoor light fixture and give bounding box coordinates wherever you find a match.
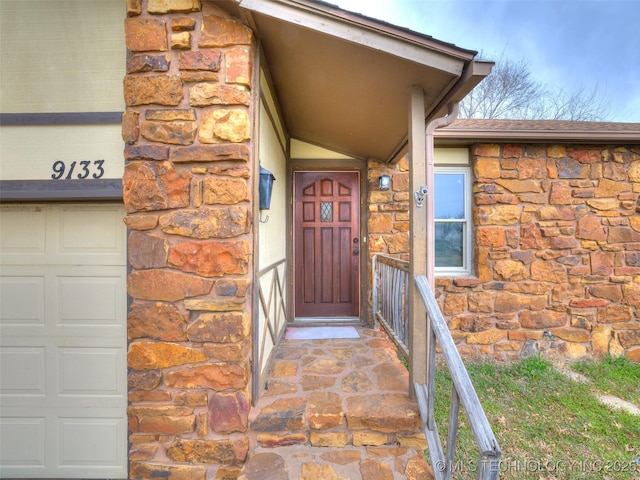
[259,166,275,223]
[378,174,391,191]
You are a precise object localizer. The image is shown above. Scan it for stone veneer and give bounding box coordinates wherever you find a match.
[120,0,640,476]
[123,1,254,478]
[368,145,640,363]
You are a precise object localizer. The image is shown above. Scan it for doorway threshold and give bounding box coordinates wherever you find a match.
[291,316,362,327]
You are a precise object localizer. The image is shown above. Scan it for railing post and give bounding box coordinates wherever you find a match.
[408,85,427,395]
[414,275,501,480]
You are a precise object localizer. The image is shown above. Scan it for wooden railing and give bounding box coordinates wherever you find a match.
[253,258,288,404]
[414,275,501,480]
[371,254,409,361]
[372,255,501,479]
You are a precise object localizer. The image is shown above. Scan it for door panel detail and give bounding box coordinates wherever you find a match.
[294,172,359,318]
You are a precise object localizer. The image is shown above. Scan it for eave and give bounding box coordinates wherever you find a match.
[435,119,640,146]
[222,0,492,162]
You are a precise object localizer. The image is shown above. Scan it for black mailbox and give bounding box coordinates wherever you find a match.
[259,167,275,210]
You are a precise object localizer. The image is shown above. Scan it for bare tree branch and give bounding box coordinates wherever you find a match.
[461,53,611,121]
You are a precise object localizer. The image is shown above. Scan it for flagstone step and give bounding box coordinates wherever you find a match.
[248,328,425,450]
[249,392,424,448]
[238,445,435,480]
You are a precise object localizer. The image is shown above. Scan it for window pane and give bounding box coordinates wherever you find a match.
[435,173,465,219]
[320,202,333,222]
[435,222,464,267]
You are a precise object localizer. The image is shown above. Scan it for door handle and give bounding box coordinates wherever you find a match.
[353,249,359,255]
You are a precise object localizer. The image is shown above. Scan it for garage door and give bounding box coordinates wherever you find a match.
[0,204,127,479]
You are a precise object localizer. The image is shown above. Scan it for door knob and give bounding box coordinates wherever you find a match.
[353,249,359,255]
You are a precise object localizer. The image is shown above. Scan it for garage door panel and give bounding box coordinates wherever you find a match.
[0,347,46,396]
[59,347,125,397]
[48,205,125,265]
[0,416,46,466]
[0,206,46,264]
[56,268,125,328]
[0,273,45,327]
[0,203,127,478]
[58,415,126,467]
[0,410,127,478]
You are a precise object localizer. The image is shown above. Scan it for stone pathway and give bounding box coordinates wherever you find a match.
[238,327,434,480]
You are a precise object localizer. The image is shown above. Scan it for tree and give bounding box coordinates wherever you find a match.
[460,53,611,121]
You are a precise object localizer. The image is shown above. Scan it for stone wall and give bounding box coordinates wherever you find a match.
[123,1,254,478]
[368,145,640,363]
[367,156,411,262]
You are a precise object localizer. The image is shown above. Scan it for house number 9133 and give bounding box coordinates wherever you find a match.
[51,160,105,180]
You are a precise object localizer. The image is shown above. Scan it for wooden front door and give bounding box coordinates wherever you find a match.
[294,171,360,319]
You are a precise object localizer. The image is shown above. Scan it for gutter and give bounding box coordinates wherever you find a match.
[434,127,640,145]
[425,102,459,288]
[427,58,492,123]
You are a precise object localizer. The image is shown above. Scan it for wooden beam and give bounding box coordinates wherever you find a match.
[0,179,122,201]
[408,86,427,392]
[0,112,122,126]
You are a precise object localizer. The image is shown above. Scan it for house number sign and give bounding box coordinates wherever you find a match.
[51,160,105,180]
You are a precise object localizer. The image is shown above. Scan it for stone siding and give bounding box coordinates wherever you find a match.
[368,145,640,363]
[123,1,254,478]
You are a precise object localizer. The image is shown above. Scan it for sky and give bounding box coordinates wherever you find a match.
[332,0,640,122]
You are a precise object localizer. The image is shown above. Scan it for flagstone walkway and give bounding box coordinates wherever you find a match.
[238,327,435,480]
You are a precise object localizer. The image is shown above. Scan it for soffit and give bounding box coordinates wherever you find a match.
[234,0,489,162]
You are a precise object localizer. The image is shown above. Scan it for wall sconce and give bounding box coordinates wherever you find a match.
[259,166,275,223]
[378,174,391,191]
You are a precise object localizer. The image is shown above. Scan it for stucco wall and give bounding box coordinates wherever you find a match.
[368,144,640,363]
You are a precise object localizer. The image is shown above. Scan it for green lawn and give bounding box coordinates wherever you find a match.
[431,356,640,479]
[572,356,640,406]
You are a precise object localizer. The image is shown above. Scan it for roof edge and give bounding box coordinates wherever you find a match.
[293,0,478,59]
[238,0,477,62]
[435,119,640,145]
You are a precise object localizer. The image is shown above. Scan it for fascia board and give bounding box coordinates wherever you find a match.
[239,0,466,76]
[435,129,640,144]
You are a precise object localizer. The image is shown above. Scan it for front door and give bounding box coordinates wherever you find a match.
[294,171,360,319]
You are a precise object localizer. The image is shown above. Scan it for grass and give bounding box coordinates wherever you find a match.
[571,356,640,405]
[430,356,640,479]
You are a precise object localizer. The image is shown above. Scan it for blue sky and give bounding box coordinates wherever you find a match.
[333,0,640,122]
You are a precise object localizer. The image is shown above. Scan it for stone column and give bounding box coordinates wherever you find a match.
[122,1,255,478]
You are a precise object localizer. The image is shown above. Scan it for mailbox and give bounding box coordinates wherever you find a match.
[259,166,275,210]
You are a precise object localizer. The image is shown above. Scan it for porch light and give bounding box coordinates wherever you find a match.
[259,166,275,210]
[259,167,275,223]
[378,174,391,191]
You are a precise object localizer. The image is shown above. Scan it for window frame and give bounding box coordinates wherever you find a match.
[434,165,472,276]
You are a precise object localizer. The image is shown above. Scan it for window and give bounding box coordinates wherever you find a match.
[434,167,471,275]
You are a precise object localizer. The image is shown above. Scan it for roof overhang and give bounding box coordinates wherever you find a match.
[435,119,640,146]
[224,0,492,162]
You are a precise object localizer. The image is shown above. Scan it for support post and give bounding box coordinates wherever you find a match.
[408,86,427,394]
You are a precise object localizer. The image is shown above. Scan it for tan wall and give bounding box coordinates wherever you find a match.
[0,1,124,113]
[256,83,288,378]
[258,93,287,270]
[0,125,124,180]
[368,144,640,363]
[0,1,125,182]
[122,2,255,478]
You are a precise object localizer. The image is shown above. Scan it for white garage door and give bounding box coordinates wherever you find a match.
[0,204,127,479]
